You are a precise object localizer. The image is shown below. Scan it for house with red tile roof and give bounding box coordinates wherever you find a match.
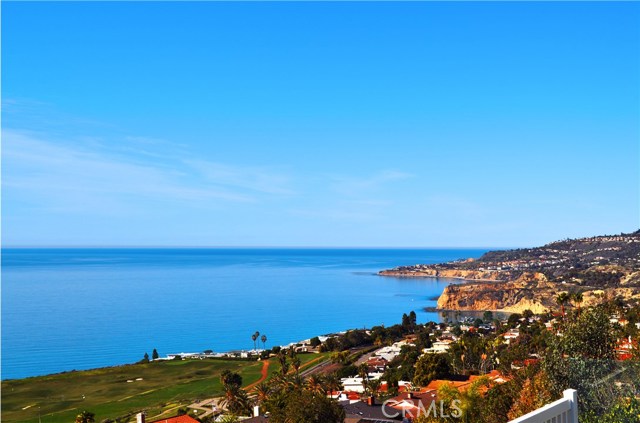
[366,356,389,372]
[384,390,440,419]
[616,336,637,360]
[423,370,509,393]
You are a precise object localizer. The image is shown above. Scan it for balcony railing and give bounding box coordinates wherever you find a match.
[508,389,578,423]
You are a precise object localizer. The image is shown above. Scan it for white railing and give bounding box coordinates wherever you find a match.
[508,389,578,423]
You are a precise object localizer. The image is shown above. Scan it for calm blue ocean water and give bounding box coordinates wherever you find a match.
[1,248,487,380]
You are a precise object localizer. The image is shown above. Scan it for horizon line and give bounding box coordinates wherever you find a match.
[1,244,521,250]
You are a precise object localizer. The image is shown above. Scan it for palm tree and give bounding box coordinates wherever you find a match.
[261,334,267,350]
[289,373,305,389]
[291,356,301,374]
[556,292,570,318]
[324,373,343,399]
[571,291,584,316]
[251,331,260,351]
[254,381,271,404]
[358,363,369,394]
[217,415,240,423]
[220,387,251,416]
[306,374,325,396]
[368,378,381,396]
[277,350,289,375]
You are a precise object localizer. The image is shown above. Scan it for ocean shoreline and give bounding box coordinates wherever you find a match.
[3,248,488,380]
[378,271,504,283]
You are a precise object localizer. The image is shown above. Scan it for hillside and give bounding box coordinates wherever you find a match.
[380,230,640,312]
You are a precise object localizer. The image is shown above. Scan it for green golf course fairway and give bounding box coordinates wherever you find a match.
[2,354,327,423]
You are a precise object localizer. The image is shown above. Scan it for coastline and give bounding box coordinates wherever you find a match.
[3,248,487,380]
[378,271,504,283]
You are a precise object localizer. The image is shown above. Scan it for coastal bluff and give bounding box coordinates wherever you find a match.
[436,272,554,314]
[378,267,507,282]
[379,230,640,313]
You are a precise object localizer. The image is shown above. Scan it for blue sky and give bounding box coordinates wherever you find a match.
[2,2,639,247]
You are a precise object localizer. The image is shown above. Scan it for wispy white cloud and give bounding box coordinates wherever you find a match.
[184,159,294,195]
[328,170,413,196]
[2,130,291,216]
[288,207,382,222]
[286,174,405,223]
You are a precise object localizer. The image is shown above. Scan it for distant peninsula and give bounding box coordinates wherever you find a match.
[380,230,640,313]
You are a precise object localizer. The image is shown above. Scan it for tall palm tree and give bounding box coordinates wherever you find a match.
[291,356,301,374]
[556,292,570,318]
[358,363,369,395]
[571,291,584,315]
[277,350,289,375]
[261,334,267,350]
[251,331,260,351]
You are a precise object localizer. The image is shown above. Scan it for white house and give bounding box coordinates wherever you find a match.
[423,339,453,354]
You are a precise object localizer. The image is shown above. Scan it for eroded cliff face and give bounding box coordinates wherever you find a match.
[435,272,640,313]
[436,272,553,313]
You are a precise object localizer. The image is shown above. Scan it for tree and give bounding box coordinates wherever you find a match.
[221,370,243,390]
[561,306,616,360]
[216,415,240,423]
[330,351,349,364]
[409,311,417,328]
[479,379,518,423]
[305,374,325,396]
[402,313,409,328]
[581,397,640,423]
[265,389,344,423]
[507,371,553,420]
[75,411,95,423]
[277,350,289,375]
[323,373,343,398]
[571,291,584,315]
[309,336,321,347]
[254,381,271,405]
[507,313,522,327]
[152,349,159,360]
[291,356,301,374]
[483,311,494,323]
[252,331,260,351]
[220,387,251,416]
[522,309,534,319]
[261,334,267,350]
[368,377,381,395]
[543,306,620,416]
[556,292,570,318]
[357,363,371,394]
[413,353,452,387]
[140,352,150,363]
[220,370,251,416]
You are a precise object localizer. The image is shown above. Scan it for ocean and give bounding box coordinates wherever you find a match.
[1,248,487,380]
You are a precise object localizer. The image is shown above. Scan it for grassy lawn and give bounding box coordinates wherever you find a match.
[2,353,330,423]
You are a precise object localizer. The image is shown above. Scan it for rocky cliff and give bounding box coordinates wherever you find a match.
[436,273,554,313]
[435,272,640,313]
